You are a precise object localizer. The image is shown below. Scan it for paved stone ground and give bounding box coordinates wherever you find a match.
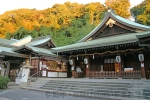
[0,87,101,100]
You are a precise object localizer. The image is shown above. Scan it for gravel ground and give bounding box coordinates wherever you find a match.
[0,88,101,100]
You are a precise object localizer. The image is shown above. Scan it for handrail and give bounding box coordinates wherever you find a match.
[29,71,41,79]
[27,71,41,86]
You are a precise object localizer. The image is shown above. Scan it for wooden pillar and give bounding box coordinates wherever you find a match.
[70,58,75,78]
[119,63,122,77]
[138,54,145,78]
[141,62,145,78]
[6,62,10,77]
[115,55,122,77]
[85,57,90,78]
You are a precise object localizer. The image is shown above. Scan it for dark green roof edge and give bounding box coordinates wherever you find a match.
[51,31,150,53]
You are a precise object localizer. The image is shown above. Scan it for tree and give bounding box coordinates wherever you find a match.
[105,0,131,18]
[130,0,150,25]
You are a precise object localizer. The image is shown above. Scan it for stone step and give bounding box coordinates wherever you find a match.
[21,78,150,100]
[47,80,150,86]
[42,87,124,93]
[42,84,128,91]
[21,86,149,100]
[40,87,149,99]
[45,82,130,85]
[45,82,131,87]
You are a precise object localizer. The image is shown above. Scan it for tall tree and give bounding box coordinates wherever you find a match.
[131,0,150,25]
[105,0,131,18]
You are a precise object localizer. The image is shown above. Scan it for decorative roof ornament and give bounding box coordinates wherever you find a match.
[106,18,116,27]
[108,9,111,12]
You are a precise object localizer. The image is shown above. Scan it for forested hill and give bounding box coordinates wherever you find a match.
[0,0,137,46]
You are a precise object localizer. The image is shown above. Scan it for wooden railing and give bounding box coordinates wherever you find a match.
[86,71,141,79]
[87,71,119,79]
[73,72,84,78]
[120,71,141,79]
[146,71,150,79]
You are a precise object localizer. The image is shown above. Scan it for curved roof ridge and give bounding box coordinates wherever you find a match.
[31,35,51,42]
[78,9,150,43]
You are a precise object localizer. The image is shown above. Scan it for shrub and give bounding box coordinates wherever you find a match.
[0,75,10,89]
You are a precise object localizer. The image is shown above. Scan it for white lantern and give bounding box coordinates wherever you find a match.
[69,59,73,65]
[116,56,121,63]
[138,54,144,62]
[84,58,88,64]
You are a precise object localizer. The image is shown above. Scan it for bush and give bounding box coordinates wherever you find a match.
[0,75,10,89]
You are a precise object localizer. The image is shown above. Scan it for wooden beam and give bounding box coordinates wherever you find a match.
[115,22,135,31]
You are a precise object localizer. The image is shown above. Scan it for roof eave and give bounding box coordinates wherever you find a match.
[52,39,138,53]
[2,51,29,58]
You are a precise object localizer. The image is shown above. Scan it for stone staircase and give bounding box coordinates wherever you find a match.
[21,78,150,100]
[20,78,49,88]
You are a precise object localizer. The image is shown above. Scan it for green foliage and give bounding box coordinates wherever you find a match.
[130,0,150,26]
[7,13,96,47]
[5,32,13,39]
[3,1,133,46]
[0,75,10,89]
[130,6,145,17]
[105,0,131,18]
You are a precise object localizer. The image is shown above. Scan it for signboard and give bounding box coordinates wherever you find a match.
[42,70,47,76]
[124,68,133,72]
[141,63,144,67]
[48,72,58,77]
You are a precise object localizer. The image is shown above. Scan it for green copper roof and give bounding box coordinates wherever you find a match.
[0,46,29,58]
[51,31,150,53]
[78,10,150,43]
[0,38,17,45]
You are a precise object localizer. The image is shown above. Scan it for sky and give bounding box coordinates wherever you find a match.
[0,0,144,14]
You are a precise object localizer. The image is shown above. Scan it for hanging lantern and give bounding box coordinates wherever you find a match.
[84,58,88,64]
[69,59,73,65]
[138,54,144,62]
[77,56,78,60]
[116,56,121,63]
[93,54,95,59]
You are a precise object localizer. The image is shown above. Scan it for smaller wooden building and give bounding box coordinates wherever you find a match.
[12,35,68,78]
[0,35,68,82]
[0,38,29,81]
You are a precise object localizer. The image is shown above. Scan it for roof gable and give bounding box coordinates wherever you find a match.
[78,10,150,42]
[27,35,56,49]
[12,35,57,56]
[11,35,32,46]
